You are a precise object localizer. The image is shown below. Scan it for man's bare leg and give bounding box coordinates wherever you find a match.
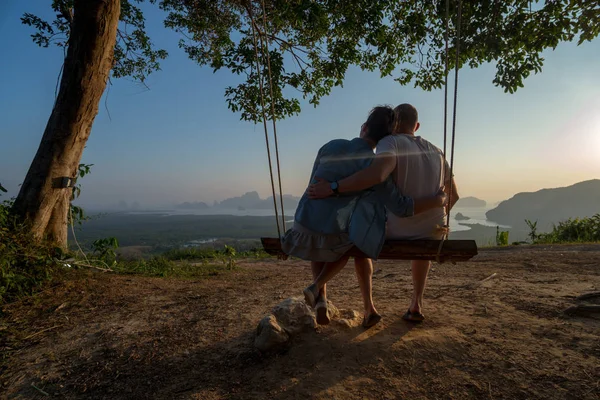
[354,257,378,316]
[304,256,350,307]
[355,257,382,327]
[408,260,431,317]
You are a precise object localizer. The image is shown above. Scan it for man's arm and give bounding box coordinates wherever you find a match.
[308,152,396,198]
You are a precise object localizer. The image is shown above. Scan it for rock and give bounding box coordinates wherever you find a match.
[324,301,341,321]
[455,212,470,221]
[271,297,316,335]
[254,315,289,352]
[254,297,360,351]
[254,297,316,352]
[334,309,362,329]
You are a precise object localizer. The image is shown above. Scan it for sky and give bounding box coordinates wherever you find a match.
[1,1,599,209]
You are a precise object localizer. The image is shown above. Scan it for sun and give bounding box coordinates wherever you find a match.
[585,113,600,155]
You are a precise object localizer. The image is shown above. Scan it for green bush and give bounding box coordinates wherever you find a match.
[536,214,600,244]
[0,202,63,304]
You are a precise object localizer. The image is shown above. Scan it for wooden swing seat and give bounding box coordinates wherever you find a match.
[260,237,478,262]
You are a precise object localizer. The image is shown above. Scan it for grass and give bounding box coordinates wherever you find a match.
[161,246,270,261]
[111,245,271,278]
[112,256,241,278]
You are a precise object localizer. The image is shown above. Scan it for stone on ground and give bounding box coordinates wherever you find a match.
[254,297,344,351]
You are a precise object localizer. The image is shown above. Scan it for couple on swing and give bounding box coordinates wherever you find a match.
[282,104,459,328]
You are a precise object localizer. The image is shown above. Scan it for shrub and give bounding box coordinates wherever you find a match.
[0,201,64,304]
[536,214,600,244]
[496,226,509,246]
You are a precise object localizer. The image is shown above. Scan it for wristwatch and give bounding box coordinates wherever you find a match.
[330,181,339,195]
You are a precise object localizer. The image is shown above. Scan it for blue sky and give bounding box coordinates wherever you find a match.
[1,1,599,208]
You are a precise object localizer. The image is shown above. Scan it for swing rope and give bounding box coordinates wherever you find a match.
[258,0,286,233]
[248,4,282,238]
[437,0,463,263]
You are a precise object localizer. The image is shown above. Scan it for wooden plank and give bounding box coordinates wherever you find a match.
[260,237,478,262]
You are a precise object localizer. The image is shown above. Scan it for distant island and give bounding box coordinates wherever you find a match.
[486,179,600,229]
[456,196,486,207]
[455,212,470,221]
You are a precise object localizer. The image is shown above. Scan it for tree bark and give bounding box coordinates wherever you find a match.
[12,0,120,248]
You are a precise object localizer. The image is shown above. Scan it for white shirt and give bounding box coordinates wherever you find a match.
[376,134,451,239]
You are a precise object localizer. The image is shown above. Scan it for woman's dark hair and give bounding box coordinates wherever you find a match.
[364,106,396,143]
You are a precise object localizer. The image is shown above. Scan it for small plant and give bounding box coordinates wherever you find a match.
[222,245,237,269]
[91,237,119,266]
[0,184,10,227]
[69,164,94,226]
[524,219,538,243]
[496,226,509,246]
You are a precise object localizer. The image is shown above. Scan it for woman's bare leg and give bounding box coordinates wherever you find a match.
[304,256,350,307]
[310,261,327,300]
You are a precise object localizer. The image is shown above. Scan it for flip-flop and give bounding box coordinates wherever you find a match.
[402,309,425,323]
[315,300,330,325]
[362,312,382,328]
[303,285,318,308]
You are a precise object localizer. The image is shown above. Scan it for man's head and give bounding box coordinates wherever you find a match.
[360,105,396,144]
[394,103,420,134]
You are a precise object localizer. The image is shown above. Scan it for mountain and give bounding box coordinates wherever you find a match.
[175,201,209,210]
[215,191,301,210]
[215,191,262,209]
[253,194,301,210]
[456,196,486,207]
[485,179,600,229]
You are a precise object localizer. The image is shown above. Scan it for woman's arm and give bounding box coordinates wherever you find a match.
[307,152,396,198]
[307,148,323,186]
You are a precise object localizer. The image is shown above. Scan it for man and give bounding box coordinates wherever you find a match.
[308,103,459,322]
[282,106,446,328]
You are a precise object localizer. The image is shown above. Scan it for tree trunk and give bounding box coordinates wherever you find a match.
[12,0,120,248]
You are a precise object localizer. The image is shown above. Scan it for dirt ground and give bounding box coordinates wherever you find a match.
[2,244,600,399]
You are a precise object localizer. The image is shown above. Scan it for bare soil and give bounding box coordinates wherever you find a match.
[2,244,600,399]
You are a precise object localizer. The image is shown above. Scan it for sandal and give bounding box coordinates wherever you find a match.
[315,298,330,325]
[362,312,382,328]
[402,309,425,323]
